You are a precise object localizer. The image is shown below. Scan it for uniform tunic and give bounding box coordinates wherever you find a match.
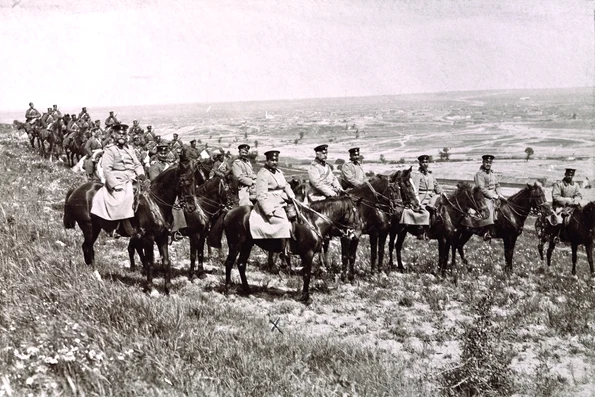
[91,144,145,220]
[308,159,343,200]
[25,107,41,122]
[148,159,170,181]
[412,168,443,205]
[251,166,296,239]
[552,180,582,210]
[341,161,366,188]
[474,166,502,199]
[232,158,256,206]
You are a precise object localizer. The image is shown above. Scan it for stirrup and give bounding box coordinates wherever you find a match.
[483,232,492,241]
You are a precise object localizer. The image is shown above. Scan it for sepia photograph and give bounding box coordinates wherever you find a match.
[0,0,594,395]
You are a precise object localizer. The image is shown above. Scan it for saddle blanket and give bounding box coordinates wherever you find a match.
[400,208,430,226]
[91,182,134,221]
[249,205,291,239]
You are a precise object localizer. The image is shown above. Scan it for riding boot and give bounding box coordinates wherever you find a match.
[279,238,291,264]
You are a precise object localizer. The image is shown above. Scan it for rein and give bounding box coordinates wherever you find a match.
[293,198,357,238]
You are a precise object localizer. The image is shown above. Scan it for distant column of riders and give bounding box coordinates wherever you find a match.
[24,103,584,245]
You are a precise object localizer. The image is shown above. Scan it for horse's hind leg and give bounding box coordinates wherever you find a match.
[395,230,407,272]
[369,233,378,274]
[546,238,556,268]
[224,245,241,289]
[300,251,315,304]
[236,243,253,294]
[82,222,101,268]
[586,241,594,276]
[456,232,472,267]
[189,233,199,280]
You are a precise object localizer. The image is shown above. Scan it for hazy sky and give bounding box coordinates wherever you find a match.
[1,0,593,110]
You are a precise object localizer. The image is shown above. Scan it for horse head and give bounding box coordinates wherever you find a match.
[455,181,489,219]
[389,167,419,208]
[290,178,310,203]
[222,173,240,208]
[527,181,550,215]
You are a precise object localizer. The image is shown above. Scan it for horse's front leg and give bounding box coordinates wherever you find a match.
[388,226,397,269]
[586,241,594,276]
[320,237,331,270]
[156,234,172,294]
[127,238,138,271]
[456,232,472,267]
[224,244,240,290]
[503,236,517,273]
[395,230,407,272]
[143,236,157,294]
[82,221,101,268]
[300,250,315,304]
[369,232,378,274]
[377,231,388,274]
[188,233,199,280]
[546,238,556,268]
[571,241,580,276]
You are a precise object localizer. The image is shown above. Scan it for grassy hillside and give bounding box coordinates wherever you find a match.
[0,128,594,396]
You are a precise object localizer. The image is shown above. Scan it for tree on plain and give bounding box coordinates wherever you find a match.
[524,147,534,161]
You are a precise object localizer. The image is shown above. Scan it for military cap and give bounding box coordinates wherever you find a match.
[190,139,196,143]
[47,107,52,111]
[82,107,87,111]
[348,147,360,156]
[565,168,576,175]
[147,125,152,129]
[482,154,495,161]
[314,144,328,152]
[264,150,280,160]
[109,111,114,114]
[29,102,33,106]
[112,123,129,132]
[53,104,57,107]
[418,154,430,162]
[157,143,169,151]
[238,144,250,151]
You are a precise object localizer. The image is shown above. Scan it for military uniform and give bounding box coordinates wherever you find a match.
[232,145,257,206]
[83,136,103,180]
[183,142,200,162]
[474,166,502,199]
[148,157,170,181]
[308,160,343,201]
[552,179,582,210]
[105,113,119,129]
[25,105,41,123]
[412,168,443,206]
[78,108,91,122]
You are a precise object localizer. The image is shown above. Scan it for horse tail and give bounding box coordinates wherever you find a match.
[207,210,227,249]
[63,187,77,229]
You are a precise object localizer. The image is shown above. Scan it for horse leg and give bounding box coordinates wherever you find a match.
[157,234,173,294]
[456,232,472,267]
[395,230,407,272]
[503,236,517,273]
[300,250,315,304]
[586,241,594,276]
[388,227,397,269]
[571,241,579,276]
[127,237,139,271]
[189,233,199,280]
[546,238,556,268]
[236,243,253,294]
[369,232,378,274]
[81,222,101,267]
[320,237,330,271]
[377,231,388,274]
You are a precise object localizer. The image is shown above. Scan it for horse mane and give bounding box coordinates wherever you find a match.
[348,176,389,201]
[151,166,179,192]
[195,175,221,196]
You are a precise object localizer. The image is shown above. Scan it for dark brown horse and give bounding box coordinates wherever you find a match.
[63,129,88,167]
[36,118,64,160]
[219,196,362,303]
[182,173,239,278]
[13,120,38,149]
[536,202,595,275]
[454,182,548,272]
[340,168,419,278]
[388,182,488,275]
[63,162,196,294]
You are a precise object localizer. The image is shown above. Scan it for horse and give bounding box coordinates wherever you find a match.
[63,162,196,294]
[13,120,37,148]
[388,182,488,275]
[218,195,362,303]
[454,182,548,272]
[536,202,595,275]
[182,172,239,279]
[63,129,87,167]
[340,168,419,277]
[36,118,64,160]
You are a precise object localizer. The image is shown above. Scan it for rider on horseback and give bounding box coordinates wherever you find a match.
[308,144,344,201]
[254,150,297,257]
[551,168,582,239]
[340,147,366,189]
[232,144,257,206]
[90,123,147,238]
[474,154,507,241]
[25,102,41,124]
[412,154,444,240]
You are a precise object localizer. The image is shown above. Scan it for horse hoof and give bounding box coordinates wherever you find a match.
[149,289,160,298]
[92,270,102,281]
[299,294,311,305]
